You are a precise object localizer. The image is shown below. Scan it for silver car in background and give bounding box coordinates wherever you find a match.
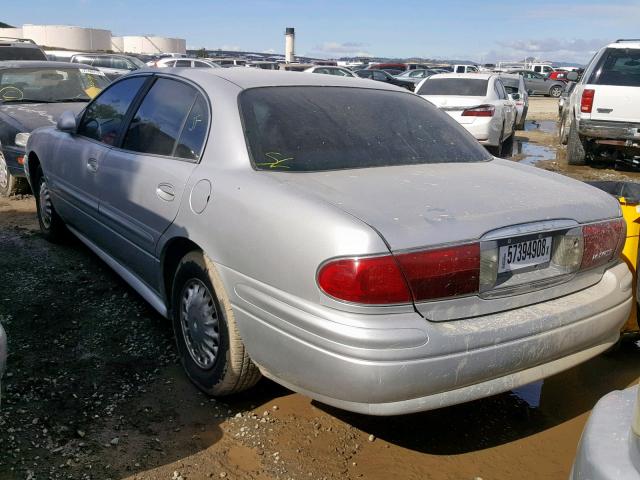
[25,69,631,415]
[497,72,529,130]
[571,384,640,479]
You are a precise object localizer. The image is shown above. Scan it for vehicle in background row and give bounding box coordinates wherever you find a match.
[570,383,640,480]
[354,69,414,89]
[25,68,631,416]
[44,50,82,62]
[0,37,47,61]
[304,66,357,77]
[209,58,247,68]
[367,62,430,72]
[416,73,517,156]
[394,68,437,87]
[497,73,529,130]
[248,61,280,70]
[507,69,565,97]
[562,39,640,166]
[453,64,479,73]
[530,63,555,75]
[155,58,221,69]
[548,70,569,82]
[0,61,110,196]
[70,53,146,80]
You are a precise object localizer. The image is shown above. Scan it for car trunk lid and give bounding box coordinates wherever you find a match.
[586,85,640,123]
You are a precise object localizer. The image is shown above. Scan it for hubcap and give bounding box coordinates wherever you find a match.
[180,279,220,369]
[0,152,8,190]
[39,179,53,229]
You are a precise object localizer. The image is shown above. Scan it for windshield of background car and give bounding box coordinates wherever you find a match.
[590,48,640,86]
[239,86,491,172]
[0,46,47,61]
[417,78,488,96]
[0,67,111,102]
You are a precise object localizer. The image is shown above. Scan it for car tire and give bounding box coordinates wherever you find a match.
[502,132,515,157]
[0,151,28,197]
[559,112,570,145]
[566,119,586,165]
[549,85,563,98]
[34,166,67,242]
[171,251,261,396]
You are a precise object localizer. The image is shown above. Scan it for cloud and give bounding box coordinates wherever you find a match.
[308,41,372,58]
[525,2,640,22]
[489,38,608,64]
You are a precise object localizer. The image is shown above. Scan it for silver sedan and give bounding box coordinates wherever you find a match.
[25,69,632,415]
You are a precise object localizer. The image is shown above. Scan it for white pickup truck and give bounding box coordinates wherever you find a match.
[561,39,640,165]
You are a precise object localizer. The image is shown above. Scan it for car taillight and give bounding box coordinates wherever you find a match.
[461,105,495,117]
[580,218,626,270]
[317,243,481,305]
[317,255,412,304]
[581,89,595,113]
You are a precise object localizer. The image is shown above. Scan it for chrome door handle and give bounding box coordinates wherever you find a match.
[156,183,175,201]
[86,158,98,173]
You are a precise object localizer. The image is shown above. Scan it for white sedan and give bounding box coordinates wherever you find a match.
[304,66,357,77]
[416,73,517,156]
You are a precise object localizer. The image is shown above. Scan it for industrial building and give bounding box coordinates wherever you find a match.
[0,24,186,54]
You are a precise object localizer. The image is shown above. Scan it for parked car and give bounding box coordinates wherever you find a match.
[529,63,555,75]
[354,69,413,89]
[394,69,437,89]
[70,54,146,80]
[304,66,357,77]
[0,37,47,61]
[497,73,529,130]
[558,81,577,117]
[561,39,640,166]
[416,73,517,156]
[155,58,221,69]
[45,50,82,62]
[367,62,409,71]
[209,58,247,68]
[570,383,639,479]
[0,321,6,401]
[452,64,479,73]
[508,69,565,97]
[0,61,110,196]
[248,61,279,70]
[25,69,631,415]
[548,70,569,82]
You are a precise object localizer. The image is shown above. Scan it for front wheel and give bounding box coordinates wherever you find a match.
[171,251,261,396]
[35,166,67,242]
[549,85,563,98]
[0,151,27,197]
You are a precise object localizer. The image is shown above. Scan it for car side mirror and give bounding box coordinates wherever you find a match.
[566,71,579,81]
[57,111,77,133]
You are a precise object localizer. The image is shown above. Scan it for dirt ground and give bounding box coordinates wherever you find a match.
[1,97,639,480]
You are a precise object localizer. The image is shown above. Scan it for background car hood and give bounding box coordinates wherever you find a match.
[271,159,620,251]
[0,102,85,132]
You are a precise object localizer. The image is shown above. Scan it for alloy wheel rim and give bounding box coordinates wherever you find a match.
[39,179,53,229]
[0,153,8,190]
[180,279,220,370]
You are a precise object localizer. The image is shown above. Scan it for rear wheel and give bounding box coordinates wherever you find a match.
[559,112,570,145]
[0,151,27,197]
[549,85,563,98]
[566,119,586,166]
[171,251,261,396]
[34,166,66,242]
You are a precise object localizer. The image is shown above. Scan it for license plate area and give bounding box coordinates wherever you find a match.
[498,236,552,274]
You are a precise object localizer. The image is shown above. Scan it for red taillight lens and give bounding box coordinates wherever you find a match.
[580,218,626,270]
[395,244,480,301]
[581,89,595,113]
[461,105,495,117]
[318,243,481,305]
[317,256,411,304]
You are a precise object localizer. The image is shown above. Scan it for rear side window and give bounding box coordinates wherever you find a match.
[77,76,147,145]
[590,48,640,86]
[239,86,491,172]
[417,78,488,96]
[175,60,192,67]
[0,46,47,61]
[123,78,207,159]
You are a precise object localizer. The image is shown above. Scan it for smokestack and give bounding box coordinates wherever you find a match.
[285,27,295,63]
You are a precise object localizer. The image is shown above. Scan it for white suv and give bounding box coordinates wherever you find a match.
[561,39,640,165]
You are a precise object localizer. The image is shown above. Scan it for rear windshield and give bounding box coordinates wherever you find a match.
[590,48,640,86]
[239,86,491,172]
[0,46,47,61]
[417,78,488,96]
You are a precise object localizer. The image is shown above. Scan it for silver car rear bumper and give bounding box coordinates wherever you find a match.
[570,385,640,480]
[228,262,632,415]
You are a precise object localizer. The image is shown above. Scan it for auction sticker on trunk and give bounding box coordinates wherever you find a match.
[498,237,552,273]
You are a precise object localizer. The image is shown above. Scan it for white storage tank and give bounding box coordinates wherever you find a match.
[113,36,187,54]
[21,25,111,51]
[0,28,24,39]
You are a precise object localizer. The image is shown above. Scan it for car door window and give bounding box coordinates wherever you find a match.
[77,76,147,145]
[373,71,388,81]
[175,59,192,67]
[175,94,209,161]
[193,60,209,68]
[494,80,507,99]
[122,78,200,157]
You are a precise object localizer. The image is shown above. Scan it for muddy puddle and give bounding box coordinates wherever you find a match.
[513,139,558,166]
[524,120,558,134]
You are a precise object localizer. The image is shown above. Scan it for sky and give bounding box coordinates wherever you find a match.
[3,0,639,64]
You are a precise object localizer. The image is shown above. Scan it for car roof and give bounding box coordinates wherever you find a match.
[427,72,495,80]
[149,67,403,92]
[0,60,97,69]
[607,40,640,49]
